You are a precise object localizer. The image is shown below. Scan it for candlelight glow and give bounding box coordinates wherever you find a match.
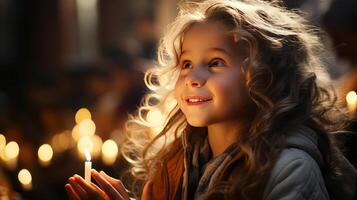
[5,141,19,159]
[72,125,81,141]
[38,144,53,165]
[101,139,118,165]
[52,131,73,153]
[78,119,96,137]
[346,91,357,115]
[77,137,94,156]
[84,149,91,161]
[18,169,32,190]
[75,108,92,124]
[0,134,6,151]
[147,109,163,126]
[90,135,102,158]
[346,91,357,105]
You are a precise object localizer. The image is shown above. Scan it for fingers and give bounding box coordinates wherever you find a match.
[68,176,88,199]
[66,171,129,200]
[65,184,80,200]
[91,169,125,199]
[99,170,130,200]
[73,175,106,199]
[141,181,153,200]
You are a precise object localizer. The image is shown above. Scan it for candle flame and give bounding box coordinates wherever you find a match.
[84,149,91,161]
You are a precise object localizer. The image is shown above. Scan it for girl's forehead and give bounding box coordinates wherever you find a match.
[181,21,238,54]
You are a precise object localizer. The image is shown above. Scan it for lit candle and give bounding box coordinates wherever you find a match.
[84,149,92,183]
[346,91,357,117]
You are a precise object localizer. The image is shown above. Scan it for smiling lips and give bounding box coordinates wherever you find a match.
[184,96,212,105]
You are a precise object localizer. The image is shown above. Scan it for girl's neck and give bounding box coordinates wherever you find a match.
[207,120,247,158]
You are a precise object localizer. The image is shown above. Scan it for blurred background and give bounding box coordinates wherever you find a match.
[0,0,356,199]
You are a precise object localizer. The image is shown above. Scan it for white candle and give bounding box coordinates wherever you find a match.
[84,149,92,183]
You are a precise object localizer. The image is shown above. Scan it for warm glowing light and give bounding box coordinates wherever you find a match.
[84,149,92,183]
[5,141,19,159]
[72,125,81,141]
[52,131,73,153]
[84,149,91,161]
[90,135,102,159]
[0,134,6,151]
[346,91,357,104]
[102,140,118,157]
[101,140,118,165]
[77,137,94,155]
[147,109,163,126]
[75,108,92,124]
[78,119,96,137]
[18,169,32,190]
[38,144,53,166]
[73,120,97,144]
[346,91,357,115]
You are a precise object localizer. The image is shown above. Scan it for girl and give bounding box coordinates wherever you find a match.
[66,0,357,199]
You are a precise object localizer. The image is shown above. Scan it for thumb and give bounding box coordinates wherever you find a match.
[142,181,153,200]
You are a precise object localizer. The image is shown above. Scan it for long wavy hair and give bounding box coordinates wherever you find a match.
[121,0,349,199]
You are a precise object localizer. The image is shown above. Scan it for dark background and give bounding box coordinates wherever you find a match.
[0,0,356,199]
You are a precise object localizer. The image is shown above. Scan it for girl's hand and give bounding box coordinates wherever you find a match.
[65,169,153,200]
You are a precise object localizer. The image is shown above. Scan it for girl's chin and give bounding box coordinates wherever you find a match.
[187,119,210,127]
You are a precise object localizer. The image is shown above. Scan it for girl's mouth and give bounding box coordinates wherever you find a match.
[184,96,212,105]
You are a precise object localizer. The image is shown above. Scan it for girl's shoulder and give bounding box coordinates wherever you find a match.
[263,147,329,200]
[263,126,357,200]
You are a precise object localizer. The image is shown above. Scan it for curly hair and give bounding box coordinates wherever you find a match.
[121,0,350,199]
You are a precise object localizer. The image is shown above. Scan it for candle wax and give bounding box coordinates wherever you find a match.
[85,161,92,183]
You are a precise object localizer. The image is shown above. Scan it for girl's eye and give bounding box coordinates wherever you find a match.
[209,58,226,68]
[181,61,193,69]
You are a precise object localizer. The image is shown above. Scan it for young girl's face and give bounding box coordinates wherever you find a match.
[175,21,254,127]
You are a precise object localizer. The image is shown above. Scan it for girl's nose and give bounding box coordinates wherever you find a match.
[185,68,207,88]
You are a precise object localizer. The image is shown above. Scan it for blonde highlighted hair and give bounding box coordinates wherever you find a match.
[121,0,349,199]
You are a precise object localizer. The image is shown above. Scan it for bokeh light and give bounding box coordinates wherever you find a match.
[72,125,81,141]
[18,169,32,190]
[101,139,118,165]
[346,91,357,104]
[51,131,73,153]
[0,134,6,151]
[77,137,94,156]
[75,108,92,124]
[38,144,53,166]
[346,91,357,114]
[5,141,19,159]
[78,119,96,137]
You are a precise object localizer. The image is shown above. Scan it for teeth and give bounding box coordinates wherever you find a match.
[188,99,206,102]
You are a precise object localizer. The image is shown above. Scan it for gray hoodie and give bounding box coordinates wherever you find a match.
[263,126,357,200]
